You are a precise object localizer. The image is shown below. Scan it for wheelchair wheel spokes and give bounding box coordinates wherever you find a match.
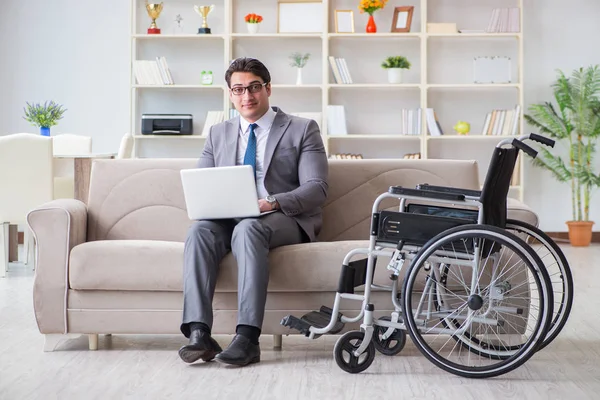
[506,219,573,351]
[402,225,552,378]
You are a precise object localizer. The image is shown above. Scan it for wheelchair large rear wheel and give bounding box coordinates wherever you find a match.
[505,219,573,351]
[402,224,553,379]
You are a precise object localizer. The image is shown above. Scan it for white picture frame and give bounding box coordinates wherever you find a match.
[277,1,323,33]
[335,10,354,33]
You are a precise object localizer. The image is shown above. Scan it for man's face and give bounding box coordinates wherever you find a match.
[229,72,271,123]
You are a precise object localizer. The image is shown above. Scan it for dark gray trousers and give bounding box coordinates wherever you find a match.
[180,212,305,338]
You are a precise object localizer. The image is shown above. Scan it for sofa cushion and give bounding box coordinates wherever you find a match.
[69,239,394,292]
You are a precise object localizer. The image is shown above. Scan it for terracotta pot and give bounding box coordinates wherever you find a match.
[566,220,594,246]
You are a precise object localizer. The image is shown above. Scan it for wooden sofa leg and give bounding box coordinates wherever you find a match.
[273,334,282,349]
[88,334,98,350]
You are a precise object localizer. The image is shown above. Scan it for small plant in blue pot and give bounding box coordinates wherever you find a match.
[23,100,67,136]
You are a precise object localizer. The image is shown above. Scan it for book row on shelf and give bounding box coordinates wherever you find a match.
[133,57,174,85]
[329,153,364,160]
[401,109,423,136]
[192,106,520,138]
[328,57,353,84]
[328,153,420,161]
[481,105,521,136]
[486,8,521,33]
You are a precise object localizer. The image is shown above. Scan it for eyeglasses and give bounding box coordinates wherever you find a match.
[230,82,267,96]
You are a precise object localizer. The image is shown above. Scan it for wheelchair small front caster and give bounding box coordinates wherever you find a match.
[373,316,407,356]
[333,330,376,374]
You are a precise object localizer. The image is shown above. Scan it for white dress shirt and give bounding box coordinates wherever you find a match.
[236,107,276,199]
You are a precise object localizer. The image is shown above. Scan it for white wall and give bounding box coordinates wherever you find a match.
[523,0,600,231]
[0,0,130,154]
[1,0,599,231]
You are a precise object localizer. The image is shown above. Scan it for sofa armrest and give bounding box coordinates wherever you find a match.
[507,198,539,228]
[26,199,88,334]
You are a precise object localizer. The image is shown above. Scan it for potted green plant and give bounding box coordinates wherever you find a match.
[524,65,600,246]
[289,52,310,85]
[23,100,67,136]
[381,56,410,84]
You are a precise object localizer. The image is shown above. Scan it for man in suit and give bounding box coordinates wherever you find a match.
[178,58,328,366]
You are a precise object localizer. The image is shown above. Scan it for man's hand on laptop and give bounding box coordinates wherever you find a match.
[258,199,277,212]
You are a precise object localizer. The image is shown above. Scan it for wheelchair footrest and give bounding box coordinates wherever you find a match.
[280,305,345,337]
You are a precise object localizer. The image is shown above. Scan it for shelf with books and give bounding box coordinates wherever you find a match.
[128,0,526,198]
[327,137,422,160]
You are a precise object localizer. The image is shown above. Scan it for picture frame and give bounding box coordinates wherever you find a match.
[335,10,354,33]
[391,6,414,33]
[277,0,324,33]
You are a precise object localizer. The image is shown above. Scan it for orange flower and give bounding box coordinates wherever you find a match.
[245,13,263,23]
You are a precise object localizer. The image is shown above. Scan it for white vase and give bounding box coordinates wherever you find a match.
[387,68,403,84]
[296,67,303,85]
[247,23,260,34]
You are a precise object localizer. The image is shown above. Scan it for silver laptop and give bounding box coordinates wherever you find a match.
[180,165,275,220]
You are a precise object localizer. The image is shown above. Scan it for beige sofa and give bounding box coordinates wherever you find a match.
[27,158,538,351]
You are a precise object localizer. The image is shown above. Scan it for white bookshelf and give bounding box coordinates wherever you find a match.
[129,0,525,199]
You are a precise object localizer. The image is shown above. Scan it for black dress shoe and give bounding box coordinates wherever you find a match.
[214,334,260,366]
[178,329,222,364]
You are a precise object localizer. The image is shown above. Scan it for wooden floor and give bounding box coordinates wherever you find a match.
[1,244,599,399]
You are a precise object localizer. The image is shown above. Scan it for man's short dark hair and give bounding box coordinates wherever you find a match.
[225,58,271,88]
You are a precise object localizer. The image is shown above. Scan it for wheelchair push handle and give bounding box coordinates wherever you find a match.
[529,133,555,148]
[512,138,538,158]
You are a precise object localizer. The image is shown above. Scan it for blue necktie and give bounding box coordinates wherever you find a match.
[243,123,258,178]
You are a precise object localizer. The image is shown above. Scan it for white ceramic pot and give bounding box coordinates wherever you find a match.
[247,23,260,34]
[387,68,403,84]
[296,67,303,85]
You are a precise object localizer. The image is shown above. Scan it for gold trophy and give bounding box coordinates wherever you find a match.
[146,2,164,34]
[194,5,215,34]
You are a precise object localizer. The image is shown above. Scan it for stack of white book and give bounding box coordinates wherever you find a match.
[425,108,443,136]
[481,105,521,136]
[201,111,225,136]
[133,57,174,85]
[328,56,353,84]
[327,105,348,135]
[400,108,422,135]
[486,8,520,33]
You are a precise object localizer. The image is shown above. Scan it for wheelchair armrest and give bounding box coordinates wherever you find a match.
[416,183,482,198]
[389,186,466,201]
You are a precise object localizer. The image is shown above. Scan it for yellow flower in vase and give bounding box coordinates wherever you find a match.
[358,0,388,33]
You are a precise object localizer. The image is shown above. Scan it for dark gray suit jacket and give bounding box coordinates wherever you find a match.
[197,107,329,242]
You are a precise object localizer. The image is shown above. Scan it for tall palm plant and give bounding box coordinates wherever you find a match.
[525,65,600,223]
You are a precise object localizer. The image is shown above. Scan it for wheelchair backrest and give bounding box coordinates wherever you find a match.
[480,147,519,229]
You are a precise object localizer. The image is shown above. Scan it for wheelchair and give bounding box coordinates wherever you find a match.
[281,133,573,379]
